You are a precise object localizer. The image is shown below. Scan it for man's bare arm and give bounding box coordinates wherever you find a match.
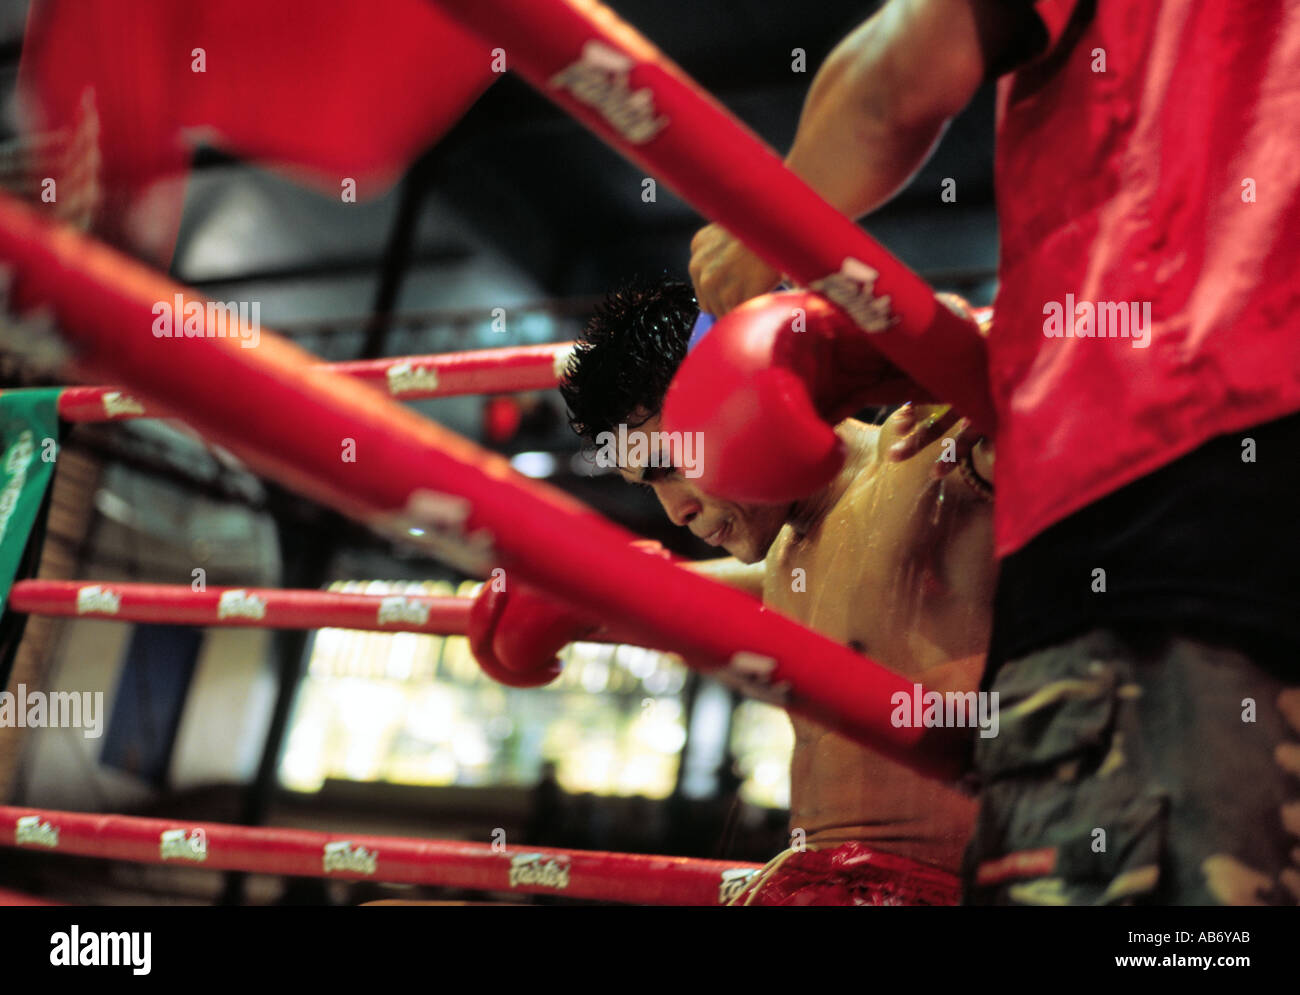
[684,557,765,599]
[784,0,992,221]
[690,0,1040,314]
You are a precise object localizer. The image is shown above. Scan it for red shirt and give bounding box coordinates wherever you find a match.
[989,0,1300,557]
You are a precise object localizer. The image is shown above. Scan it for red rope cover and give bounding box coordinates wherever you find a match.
[8,580,475,634]
[0,805,761,905]
[52,343,573,422]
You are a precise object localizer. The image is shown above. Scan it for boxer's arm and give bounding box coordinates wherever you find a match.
[684,557,765,599]
[785,0,1030,221]
[918,652,984,694]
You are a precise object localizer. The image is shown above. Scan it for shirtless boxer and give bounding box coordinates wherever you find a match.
[554,279,997,905]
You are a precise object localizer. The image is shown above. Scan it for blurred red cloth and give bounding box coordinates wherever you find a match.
[16,0,495,264]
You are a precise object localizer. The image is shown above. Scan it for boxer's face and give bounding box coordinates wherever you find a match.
[614,412,789,564]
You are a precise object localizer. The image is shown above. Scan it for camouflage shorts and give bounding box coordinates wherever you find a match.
[963,625,1298,905]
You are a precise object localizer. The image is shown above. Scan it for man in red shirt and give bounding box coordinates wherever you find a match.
[688,0,1300,904]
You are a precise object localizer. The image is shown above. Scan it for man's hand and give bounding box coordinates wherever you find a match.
[689,222,781,317]
[885,293,994,481]
[887,404,963,464]
[887,403,994,495]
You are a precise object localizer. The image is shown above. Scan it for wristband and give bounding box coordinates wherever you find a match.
[687,311,714,352]
[958,440,994,500]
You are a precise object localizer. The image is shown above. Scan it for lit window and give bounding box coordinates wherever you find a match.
[278,579,752,802]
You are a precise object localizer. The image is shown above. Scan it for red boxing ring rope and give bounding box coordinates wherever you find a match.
[51,342,573,423]
[0,193,968,782]
[5,579,648,645]
[7,580,476,634]
[432,0,996,435]
[0,806,761,905]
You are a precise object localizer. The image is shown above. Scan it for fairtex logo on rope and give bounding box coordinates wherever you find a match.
[508,853,571,891]
[75,584,121,615]
[717,651,791,708]
[159,828,208,862]
[719,868,758,904]
[323,840,378,875]
[218,589,267,621]
[809,258,898,333]
[377,596,431,627]
[372,490,497,577]
[386,361,439,397]
[549,41,668,144]
[16,815,60,848]
[100,392,145,418]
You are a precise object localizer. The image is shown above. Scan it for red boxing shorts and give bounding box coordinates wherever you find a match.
[728,841,960,906]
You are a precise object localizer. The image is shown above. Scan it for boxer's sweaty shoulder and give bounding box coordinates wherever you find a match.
[767,416,993,667]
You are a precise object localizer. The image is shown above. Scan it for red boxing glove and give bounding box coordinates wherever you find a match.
[661,291,936,503]
[468,580,596,688]
[468,542,676,687]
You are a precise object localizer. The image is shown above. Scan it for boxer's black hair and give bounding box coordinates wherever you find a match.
[561,276,697,443]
